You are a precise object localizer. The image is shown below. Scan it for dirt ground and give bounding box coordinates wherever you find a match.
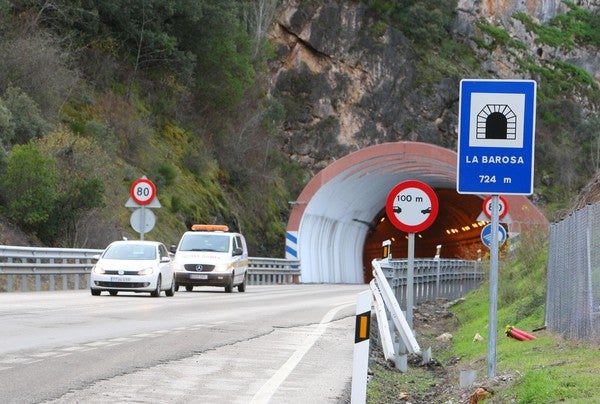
[364,299,517,404]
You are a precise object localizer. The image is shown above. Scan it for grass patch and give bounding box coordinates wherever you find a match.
[366,362,439,403]
[367,232,600,402]
[449,235,600,402]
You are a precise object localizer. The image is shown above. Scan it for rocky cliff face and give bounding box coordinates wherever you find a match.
[268,0,600,174]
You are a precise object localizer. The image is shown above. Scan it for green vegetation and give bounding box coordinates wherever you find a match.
[514,1,600,50]
[0,0,598,251]
[0,0,300,254]
[366,0,484,88]
[368,232,600,402]
[448,233,600,402]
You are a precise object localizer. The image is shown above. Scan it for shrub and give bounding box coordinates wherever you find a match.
[1,143,58,232]
[3,86,51,144]
[0,99,15,146]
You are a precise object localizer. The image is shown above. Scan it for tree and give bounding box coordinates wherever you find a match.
[38,128,109,246]
[0,32,78,120]
[241,0,279,59]
[1,142,58,233]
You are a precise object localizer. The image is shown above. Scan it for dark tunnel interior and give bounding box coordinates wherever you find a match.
[361,188,503,283]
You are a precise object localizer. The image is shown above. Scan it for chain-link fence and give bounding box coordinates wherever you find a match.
[546,203,600,340]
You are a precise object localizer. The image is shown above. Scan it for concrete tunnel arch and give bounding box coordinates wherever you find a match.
[285,142,548,284]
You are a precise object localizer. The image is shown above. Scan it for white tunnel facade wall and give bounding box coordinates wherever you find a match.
[299,214,366,283]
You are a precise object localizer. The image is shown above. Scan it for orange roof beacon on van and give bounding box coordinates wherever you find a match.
[191,224,229,232]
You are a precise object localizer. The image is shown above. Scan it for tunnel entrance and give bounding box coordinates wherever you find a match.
[360,189,495,283]
[286,142,548,284]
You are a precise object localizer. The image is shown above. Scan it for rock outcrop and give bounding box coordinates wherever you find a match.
[268,0,600,173]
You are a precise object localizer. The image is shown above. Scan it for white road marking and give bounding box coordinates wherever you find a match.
[250,302,354,404]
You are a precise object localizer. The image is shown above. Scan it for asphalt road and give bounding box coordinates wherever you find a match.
[0,284,368,403]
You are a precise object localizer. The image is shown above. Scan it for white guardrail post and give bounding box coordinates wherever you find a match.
[369,280,395,360]
[372,259,421,354]
[351,289,372,404]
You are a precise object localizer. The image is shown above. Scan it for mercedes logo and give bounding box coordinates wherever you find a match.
[118,270,124,275]
[195,265,203,271]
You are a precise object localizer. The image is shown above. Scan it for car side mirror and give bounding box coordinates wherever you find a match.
[232,247,243,256]
[161,256,171,263]
[170,245,177,254]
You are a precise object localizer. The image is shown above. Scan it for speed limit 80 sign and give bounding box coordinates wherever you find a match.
[130,177,157,205]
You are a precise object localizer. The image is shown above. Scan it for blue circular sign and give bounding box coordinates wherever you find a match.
[481,223,507,249]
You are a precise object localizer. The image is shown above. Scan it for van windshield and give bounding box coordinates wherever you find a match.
[179,234,230,253]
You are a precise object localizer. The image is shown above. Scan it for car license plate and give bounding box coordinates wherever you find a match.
[110,276,130,282]
[190,274,208,280]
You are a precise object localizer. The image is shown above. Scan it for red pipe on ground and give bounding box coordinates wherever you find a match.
[506,325,536,340]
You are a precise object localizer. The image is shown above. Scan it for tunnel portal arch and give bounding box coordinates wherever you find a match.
[285,142,548,284]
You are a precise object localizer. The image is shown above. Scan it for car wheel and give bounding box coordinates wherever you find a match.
[165,278,175,297]
[109,291,118,296]
[237,273,247,293]
[185,285,193,292]
[175,284,180,291]
[225,273,234,293]
[151,276,162,297]
[91,289,101,296]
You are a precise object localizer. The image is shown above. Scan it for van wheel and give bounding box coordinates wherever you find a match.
[237,274,247,292]
[186,285,193,292]
[225,274,234,293]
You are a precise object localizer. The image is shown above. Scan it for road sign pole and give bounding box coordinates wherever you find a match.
[407,232,415,328]
[140,206,146,240]
[487,195,499,378]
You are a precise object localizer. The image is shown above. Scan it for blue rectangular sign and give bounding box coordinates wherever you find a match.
[457,79,536,195]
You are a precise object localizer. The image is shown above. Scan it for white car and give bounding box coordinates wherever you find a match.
[90,240,176,297]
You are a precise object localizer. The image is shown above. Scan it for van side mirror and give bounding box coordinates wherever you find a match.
[232,247,243,256]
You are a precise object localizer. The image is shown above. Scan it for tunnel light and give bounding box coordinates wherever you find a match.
[380,217,386,223]
[446,229,451,235]
[418,234,422,238]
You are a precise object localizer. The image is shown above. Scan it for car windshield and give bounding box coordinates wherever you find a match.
[103,244,156,260]
[179,234,230,252]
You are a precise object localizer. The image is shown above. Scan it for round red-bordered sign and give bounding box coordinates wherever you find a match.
[483,195,508,219]
[386,180,439,233]
[130,178,157,205]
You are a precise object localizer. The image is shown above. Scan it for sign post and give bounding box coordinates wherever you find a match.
[457,79,536,378]
[126,177,160,240]
[386,180,439,327]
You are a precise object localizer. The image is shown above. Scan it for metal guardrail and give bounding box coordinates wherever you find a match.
[379,258,485,304]
[246,257,300,285]
[0,246,481,295]
[0,246,301,292]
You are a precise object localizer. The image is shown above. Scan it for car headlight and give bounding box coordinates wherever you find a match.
[213,263,230,272]
[93,265,106,274]
[137,267,155,275]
